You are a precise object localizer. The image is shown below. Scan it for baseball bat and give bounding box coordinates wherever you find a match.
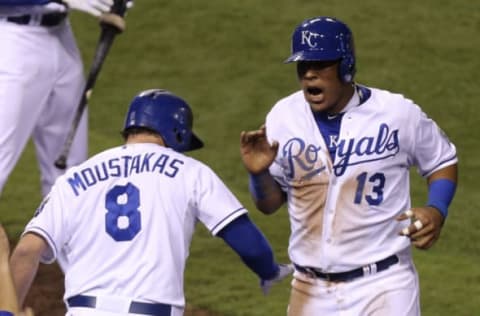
[54,0,129,170]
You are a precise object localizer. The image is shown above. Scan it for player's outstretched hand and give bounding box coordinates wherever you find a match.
[260,263,294,295]
[397,207,444,250]
[63,0,114,17]
[240,125,279,175]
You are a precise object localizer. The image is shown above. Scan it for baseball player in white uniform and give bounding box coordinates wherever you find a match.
[240,17,458,315]
[0,0,114,197]
[10,89,293,316]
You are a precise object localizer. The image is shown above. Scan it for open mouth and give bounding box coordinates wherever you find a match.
[307,87,323,95]
[306,87,325,104]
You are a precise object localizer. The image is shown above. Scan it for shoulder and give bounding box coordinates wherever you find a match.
[360,85,423,119]
[187,157,221,180]
[369,86,417,107]
[269,90,305,113]
[68,146,122,171]
[157,150,218,181]
[266,90,310,123]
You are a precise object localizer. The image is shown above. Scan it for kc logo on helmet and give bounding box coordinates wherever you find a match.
[301,30,321,48]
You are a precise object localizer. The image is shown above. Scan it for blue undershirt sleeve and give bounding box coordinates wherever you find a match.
[217,214,279,280]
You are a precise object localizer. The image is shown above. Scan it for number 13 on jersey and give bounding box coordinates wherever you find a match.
[354,172,386,206]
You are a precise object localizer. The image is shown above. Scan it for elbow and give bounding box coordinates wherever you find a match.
[11,233,48,266]
[256,203,279,215]
[254,197,284,215]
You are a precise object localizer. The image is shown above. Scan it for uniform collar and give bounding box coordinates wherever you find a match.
[341,84,371,113]
[341,84,360,113]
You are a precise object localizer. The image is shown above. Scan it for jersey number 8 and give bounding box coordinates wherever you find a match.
[105,183,142,241]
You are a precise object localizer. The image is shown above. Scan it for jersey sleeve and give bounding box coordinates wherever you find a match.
[22,181,67,264]
[192,164,247,236]
[265,104,290,191]
[410,105,457,177]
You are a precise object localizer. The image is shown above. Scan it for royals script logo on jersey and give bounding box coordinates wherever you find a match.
[281,123,400,179]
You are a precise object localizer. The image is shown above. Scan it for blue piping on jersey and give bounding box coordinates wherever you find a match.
[210,207,246,234]
[421,154,457,177]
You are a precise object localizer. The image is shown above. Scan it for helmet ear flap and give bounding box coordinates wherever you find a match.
[172,125,191,148]
[338,30,355,83]
[339,54,355,83]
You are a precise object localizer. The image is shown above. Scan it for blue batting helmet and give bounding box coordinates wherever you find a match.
[285,16,356,83]
[123,89,204,152]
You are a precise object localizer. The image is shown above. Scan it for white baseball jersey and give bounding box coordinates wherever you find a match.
[0,3,87,197]
[23,143,247,308]
[266,85,457,272]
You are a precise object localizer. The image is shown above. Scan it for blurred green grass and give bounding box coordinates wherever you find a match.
[1,0,479,315]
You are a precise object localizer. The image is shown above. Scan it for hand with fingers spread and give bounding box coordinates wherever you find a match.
[397,207,445,249]
[240,125,278,175]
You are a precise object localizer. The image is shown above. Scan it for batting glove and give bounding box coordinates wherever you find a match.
[260,263,294,295]
[63,0,114,17]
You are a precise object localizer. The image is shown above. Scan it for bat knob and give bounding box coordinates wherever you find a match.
[54,157,67,170]
[100,13,126,32]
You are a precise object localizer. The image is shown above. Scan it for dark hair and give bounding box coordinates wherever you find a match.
[121,126,161,140]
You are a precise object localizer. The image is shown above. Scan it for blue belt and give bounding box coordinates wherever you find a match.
[67,295,172,316]
[294,254,399,282]
[6,12,67,27]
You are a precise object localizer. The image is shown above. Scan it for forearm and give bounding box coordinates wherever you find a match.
[10,234,47,306]
[0,260,18,314]
[249,171,286,214]
[218,215,279,280]
[10,251,40,306]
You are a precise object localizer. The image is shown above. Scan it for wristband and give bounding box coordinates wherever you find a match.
[0,311,14,316]
[427,178,456,218]
[248,170,271,200]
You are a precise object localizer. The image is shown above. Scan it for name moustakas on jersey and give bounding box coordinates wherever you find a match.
[67,151,183,196]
